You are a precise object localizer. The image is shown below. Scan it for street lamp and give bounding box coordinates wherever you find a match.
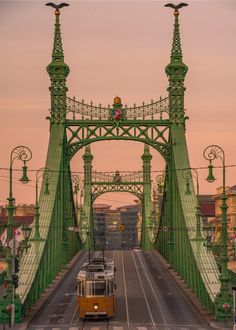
[155,173,165,222]
[148,210,158,234]
[72,175,81,216]
[156,174,165,194]
[202,224,214,249]
[31,167,51,241]
[82,222,91,263]
[4,146,32,325]
[182,168,203,241]
[203,144,232,320]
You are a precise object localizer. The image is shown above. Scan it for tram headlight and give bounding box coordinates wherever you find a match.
[94,304,98,310]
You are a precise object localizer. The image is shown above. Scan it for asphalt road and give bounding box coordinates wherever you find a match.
[25,250,220,330]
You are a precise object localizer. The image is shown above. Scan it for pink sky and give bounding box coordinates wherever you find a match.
[0,1,236,208]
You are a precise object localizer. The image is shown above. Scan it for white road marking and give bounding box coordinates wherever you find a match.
[122,251,130,327]
[136,252,170,328]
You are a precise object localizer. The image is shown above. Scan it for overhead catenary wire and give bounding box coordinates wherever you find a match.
[0,163,236,174]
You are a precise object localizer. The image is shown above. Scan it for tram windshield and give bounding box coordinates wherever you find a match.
[82,280,106,296]
[94,281,106,295]
[77,278,114,296]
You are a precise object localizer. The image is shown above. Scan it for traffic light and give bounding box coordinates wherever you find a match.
[12,274,19,289]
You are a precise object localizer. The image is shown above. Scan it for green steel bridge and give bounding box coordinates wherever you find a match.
[0,3,232,324]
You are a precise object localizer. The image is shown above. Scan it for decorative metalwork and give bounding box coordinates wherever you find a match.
[142,145,152,183]
[46,5,70,124]
[66,121,171,161]
[10,146,32,166]
[165,5,188,125]
[66,96,169,120]
[203,145,224,164]
[92,183,143,203]
[92,170,143,183]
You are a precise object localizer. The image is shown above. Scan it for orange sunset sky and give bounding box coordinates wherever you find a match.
[0,0,236,208]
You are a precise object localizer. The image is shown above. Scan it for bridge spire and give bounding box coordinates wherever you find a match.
[141,145,152,184]
[46,3,70,124]
[165,3,188,124]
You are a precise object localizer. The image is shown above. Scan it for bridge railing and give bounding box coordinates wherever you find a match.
[66,96,169,121]
[92,170,143,183]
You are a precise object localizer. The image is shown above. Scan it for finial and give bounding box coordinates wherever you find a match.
[165,3,188,16]
[46,2,69,16]
[144,144,150,153]
[114,96,122,105]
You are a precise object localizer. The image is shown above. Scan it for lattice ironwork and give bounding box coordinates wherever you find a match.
[92,182,144,203]
[66,96,169,120]
[65,120,171,160]
[92,170,143,183]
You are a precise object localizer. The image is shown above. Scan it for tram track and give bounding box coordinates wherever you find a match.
[131,250,157,329]
[132,250,171,330]
[121,250,131,327]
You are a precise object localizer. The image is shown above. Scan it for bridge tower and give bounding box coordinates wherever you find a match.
[82,145,94,249]
[141,145,153,249]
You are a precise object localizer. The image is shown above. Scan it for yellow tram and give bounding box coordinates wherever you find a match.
[77,257,116,319]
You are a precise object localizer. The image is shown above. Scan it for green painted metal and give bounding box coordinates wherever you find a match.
[0,8,79,323]
[0,4,228,323]
[203,145,232,319]
[157,8,225,321]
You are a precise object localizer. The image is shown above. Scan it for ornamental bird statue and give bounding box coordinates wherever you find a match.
[46,2,69,15]
[165,3,188,15]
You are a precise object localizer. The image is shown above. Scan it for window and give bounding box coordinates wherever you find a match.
[77,280,85,296]
[93,281,106,296]
[107,279,114,295]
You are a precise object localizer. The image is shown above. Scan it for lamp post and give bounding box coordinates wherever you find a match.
[203,144,232,320]
[5,146,32,324]
[31,168,51,241]
[156,174,165,195]
[156,174,165,221]
[82,221,90,263]
[182,168,203,241]
[72,175,81,216]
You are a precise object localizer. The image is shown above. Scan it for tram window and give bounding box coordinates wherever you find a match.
[94,281,106,296]
[107,280,113,295]
[77,280,85,296]
[85,282,93,296]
